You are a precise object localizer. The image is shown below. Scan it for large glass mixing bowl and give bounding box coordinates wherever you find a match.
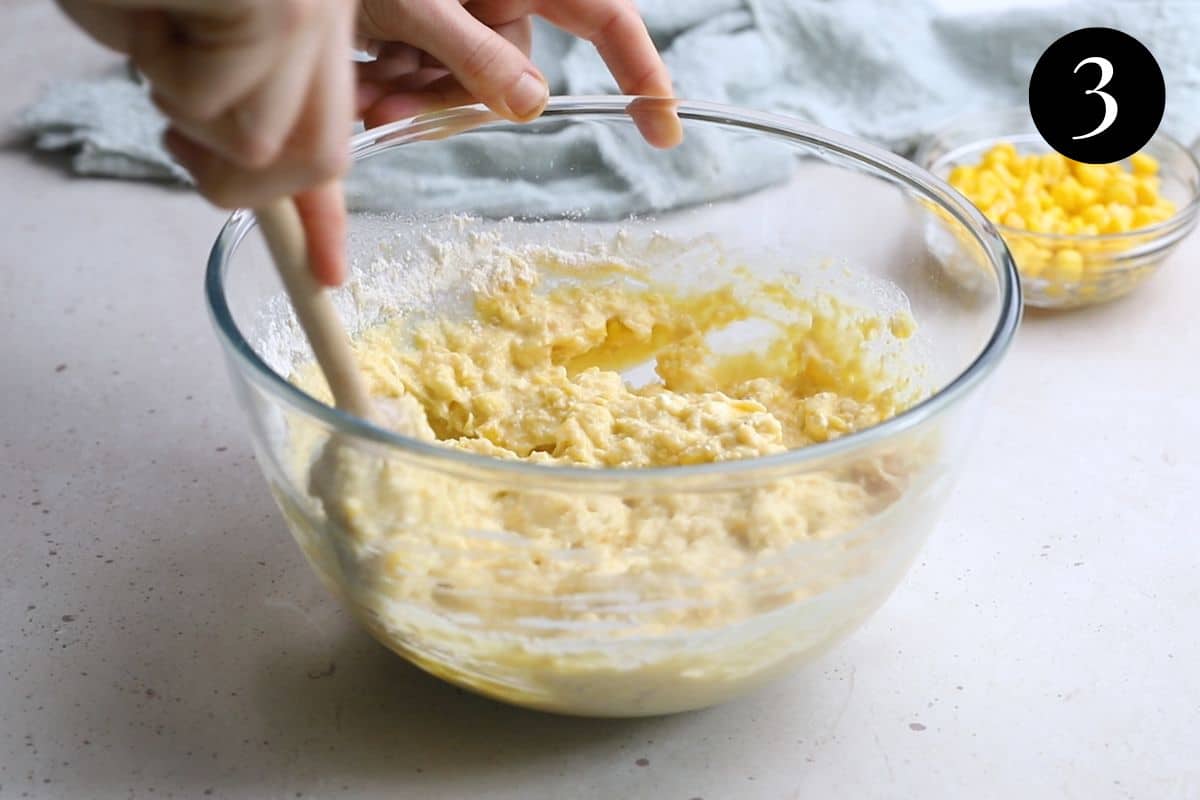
[206,97,1021,717]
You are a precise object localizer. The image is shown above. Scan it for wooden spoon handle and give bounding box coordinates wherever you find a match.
[254,198,374,421]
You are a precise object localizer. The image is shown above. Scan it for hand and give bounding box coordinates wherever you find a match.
[57,0,357,285]
[354,0,682,148]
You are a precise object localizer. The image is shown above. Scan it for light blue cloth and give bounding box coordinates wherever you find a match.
[20,0,1200,219]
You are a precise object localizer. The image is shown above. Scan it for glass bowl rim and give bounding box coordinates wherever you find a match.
[917,105,1200,250]
[205,95,1022,484]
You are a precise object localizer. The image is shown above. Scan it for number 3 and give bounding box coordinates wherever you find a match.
[1072,56,1118,140]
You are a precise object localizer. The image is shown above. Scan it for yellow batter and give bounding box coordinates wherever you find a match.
[290,251,928,715]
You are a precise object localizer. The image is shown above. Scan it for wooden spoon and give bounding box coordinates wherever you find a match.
[254,198,374,421]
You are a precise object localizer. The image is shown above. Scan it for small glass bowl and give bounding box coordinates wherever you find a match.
[916,108,1200,309]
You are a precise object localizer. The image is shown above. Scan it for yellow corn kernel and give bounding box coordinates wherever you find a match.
[1135,179,1159,205]
[992,163,1020,189]
[977,172,1007,200]
[1020,258,1047,278]
[1002,211,1026,229]
[1131,207,1155,228]
[985,200,1013,220]
[1102,216,1127,235]
[1130,152,1159,176]
[1051,248,1085,282]
[1051,177,1082,212]
[1008,245,1037,275]
[1107,204,1134,232]
[978,168,1003,189]
[1134,206,1168,228]
[1105,180,1138,206]
[1111,171,1138,195]
[1073,163,1107,188]
[1054,247,1084,269]
[1082,204,1110,227]
[949,165,977,191]
[1049,184,1072,210]
[1019,238,1044,259]
[948,164,974,182]
[1013,240,1047,277]
[1016,197,1042,219]
[983,147,1010,168]
[1078,186,1100,207]
[1026,213,1054,233]
[1040,152,1068,179]
[1007,236,1035,259]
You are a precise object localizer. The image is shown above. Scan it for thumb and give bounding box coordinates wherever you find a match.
[408,4,548,122]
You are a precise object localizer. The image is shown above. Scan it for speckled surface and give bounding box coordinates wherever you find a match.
[3,5,1199,799]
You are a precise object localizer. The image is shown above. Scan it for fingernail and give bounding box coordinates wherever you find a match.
[353,35,380,60]
[506,72,548,120]
[629,99,685,150]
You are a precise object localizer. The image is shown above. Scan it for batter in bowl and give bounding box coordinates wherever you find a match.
[291,238,930,715]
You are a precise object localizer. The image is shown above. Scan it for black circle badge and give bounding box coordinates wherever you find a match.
[1028,27,1165,164]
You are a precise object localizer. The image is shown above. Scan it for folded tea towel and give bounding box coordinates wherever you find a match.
[19,0,1200,219]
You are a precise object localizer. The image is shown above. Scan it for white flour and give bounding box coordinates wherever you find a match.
[249,214,922,393]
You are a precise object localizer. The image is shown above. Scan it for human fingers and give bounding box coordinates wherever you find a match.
[492,14,533,57]
[294,5,355,285]
[357,67,450,117]
[163,127,342,209]
[468,0,681,147]
[397,0,547,122]
[153,0,355,171]
[124,5,283,122]
[218,3,329,167]
[626,96,683,151]
[530,0,680,147]
[358,14,532,127]
[360,71,470,128]
[149,29,319,169]
[294,181,348,287]
[55,0,143,52]
[161,28,351,215]
[532,0,672,97]
[164,129,291,208]
[357,41,423,81]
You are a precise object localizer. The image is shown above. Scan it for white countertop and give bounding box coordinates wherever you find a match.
[3,6,1198,799]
